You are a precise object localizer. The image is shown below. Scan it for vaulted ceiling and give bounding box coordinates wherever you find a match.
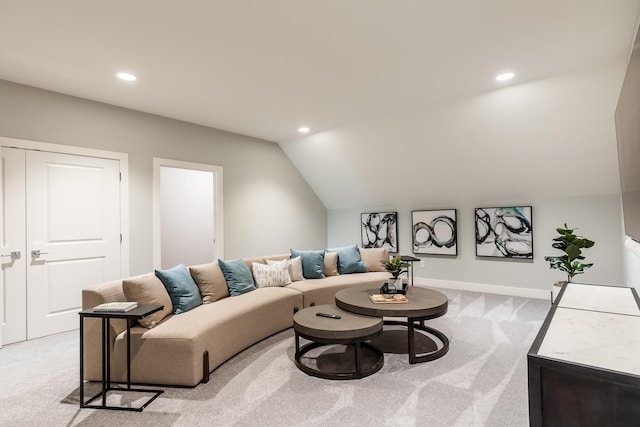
[1,1,638,143]
[1,1,639,209]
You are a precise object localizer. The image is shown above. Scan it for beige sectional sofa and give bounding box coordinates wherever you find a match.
[81,249,390,387]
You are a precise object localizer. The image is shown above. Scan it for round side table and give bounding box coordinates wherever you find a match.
[335,285,449,364]
[293,304,384,380]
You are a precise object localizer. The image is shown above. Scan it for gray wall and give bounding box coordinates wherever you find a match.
[329,194,623,292]
[0,80,327,275]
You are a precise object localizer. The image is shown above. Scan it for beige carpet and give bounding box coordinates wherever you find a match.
[0,288,549,427]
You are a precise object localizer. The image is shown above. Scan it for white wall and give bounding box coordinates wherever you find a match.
[280,64,625,209]
[0,80,327,274]
[313,63,628,295]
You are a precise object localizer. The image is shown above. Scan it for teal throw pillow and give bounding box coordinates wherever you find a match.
[290,249,326,279]
[327,244,368,274]
[218,258,256,296]
[155,264,203,314]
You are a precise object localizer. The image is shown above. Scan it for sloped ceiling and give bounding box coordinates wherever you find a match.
[1,1,639,208]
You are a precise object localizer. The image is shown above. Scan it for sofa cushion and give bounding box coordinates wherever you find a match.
[323,251,339,276]
[286,272,389,307]
[359,247,390,272]
[252,261,291,287]
[267,256,303,281]
[290,249,325,279]
[263,254,291,263]
[219,258,256,296]
[155,264,203,314]
[327,244,368,274]
[122,273,173,328]
[189,262,230,303]
[242,256,265,276]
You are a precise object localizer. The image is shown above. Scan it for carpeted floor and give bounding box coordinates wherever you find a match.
[0,288,549,427]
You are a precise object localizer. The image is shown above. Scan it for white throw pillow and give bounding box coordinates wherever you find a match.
[252,261,292,287]
[267,256,304,282]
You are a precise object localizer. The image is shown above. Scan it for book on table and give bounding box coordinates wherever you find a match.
[369,294,408,304]
[93,301,138,312]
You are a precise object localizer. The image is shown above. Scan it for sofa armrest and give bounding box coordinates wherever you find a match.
[81,279,128,381]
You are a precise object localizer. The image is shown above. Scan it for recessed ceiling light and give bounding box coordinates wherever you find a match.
[117,72,137,81]
[496,72,515,81]
[298,127,310,133]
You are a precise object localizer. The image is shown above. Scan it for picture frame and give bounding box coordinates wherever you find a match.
[475,206,533,259]
[361,212,398,253]
[412,209,457,255]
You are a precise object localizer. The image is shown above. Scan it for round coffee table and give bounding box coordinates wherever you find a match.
[335,285,449,364]
[293,304,384,380]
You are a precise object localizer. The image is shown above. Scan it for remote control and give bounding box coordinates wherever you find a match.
[316,312,341,319]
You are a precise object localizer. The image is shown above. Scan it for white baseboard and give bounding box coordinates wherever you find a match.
[413,277,549,300]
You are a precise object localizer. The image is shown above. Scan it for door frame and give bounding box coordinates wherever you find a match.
[152,158,224,269]
[0,136,130,347]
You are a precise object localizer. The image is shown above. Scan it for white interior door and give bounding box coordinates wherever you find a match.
[25,150,121,339]
[1,148,27,346]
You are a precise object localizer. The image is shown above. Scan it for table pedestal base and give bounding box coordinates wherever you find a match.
[295,337,384,380]
[81,386,163,412]
[377,319,449,364]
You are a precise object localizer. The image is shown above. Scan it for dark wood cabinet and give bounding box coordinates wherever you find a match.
[528,282,640,426]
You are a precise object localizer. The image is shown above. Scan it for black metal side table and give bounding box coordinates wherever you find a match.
[400,255,420,287]
[79,304,164,411]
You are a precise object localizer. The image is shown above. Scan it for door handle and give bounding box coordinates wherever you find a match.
[1,251,21,260]
[31,250,50,257]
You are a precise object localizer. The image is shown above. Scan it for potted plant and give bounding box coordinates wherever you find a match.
[380,255,410,294]
[544,223,595,302]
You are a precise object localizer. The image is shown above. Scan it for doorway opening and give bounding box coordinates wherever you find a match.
[153,158,224,269]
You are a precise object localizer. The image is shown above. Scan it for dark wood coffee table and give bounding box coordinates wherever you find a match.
[293,304,384,380]
[335,285,449,364]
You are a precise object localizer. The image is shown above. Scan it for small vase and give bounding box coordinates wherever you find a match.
[391,278,403,291]
[380,278,402,294]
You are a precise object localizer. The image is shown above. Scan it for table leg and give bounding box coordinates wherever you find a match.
[102,317,108,406]
[410,263,414,287]
[126,319,131,389]
[407,319,416,364]
[79,315,84,407]
[382,318,449,364]
[355,342,362,377]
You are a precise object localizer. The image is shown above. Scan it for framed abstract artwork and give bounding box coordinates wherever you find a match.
[361,212,398,253]
[412,209,457,255]
[475,206,533,259]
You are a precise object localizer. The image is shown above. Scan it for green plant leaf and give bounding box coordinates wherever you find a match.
[565,244,581,260]
[546,224,594,280]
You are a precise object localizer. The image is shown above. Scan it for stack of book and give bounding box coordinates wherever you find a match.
[93,301,138,312]
[369,294,408,304]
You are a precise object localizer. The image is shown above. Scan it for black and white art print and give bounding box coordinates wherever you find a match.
[475,206,533,259]
[412,209,457,255]
[361,212,398,253]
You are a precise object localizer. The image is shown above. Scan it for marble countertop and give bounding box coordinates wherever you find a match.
[536,282,640,376]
